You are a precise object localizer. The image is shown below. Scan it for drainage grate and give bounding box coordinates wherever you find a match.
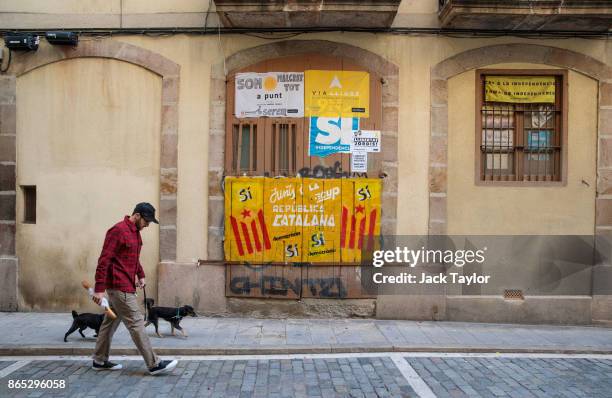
[504,289,524,300]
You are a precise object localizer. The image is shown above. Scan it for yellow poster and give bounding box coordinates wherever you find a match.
[305,70,370,118]
[340,179,381,263]
[264,178,302,262]
[301,178,342,263]
[224,177,381,264]
[223,178,265,263]
[485,76,555,103]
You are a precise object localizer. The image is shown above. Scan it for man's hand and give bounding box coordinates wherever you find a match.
[93,292,105,306]
[137,278,146,289]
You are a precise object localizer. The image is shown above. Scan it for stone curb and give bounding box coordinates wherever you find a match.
[1,345,611,356]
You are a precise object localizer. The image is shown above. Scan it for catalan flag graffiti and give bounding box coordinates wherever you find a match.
[224,177,381,263]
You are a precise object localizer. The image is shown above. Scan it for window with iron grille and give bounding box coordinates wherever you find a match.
[476,70,567,183]
[226,119,302,176]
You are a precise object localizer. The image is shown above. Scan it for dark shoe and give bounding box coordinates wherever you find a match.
[92,360,122,371]
[148,359,178,375]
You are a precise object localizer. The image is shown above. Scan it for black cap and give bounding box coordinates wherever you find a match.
[133,202,159,224]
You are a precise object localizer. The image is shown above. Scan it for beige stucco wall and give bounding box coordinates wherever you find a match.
[0,0,437,29]
[0,0,120,13]
[7,31,610,311]
[447,64,598,235]
[0,0,219,29]
[0,0,212,13]
[16,58,161,311]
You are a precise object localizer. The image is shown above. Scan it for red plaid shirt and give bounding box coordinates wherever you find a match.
[94,216,145,293]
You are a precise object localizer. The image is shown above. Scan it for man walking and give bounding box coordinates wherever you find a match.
[91,202,177,375]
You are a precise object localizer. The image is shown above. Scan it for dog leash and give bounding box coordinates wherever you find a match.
[143,285,148,322]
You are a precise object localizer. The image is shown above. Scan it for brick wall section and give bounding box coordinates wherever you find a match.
[206,40,399,260]
[207,62,227,261]
[0,76,16,235]
[0,73,17,310]
[0,40,180,296]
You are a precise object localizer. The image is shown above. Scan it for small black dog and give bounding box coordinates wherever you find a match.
[144,298,196,338]
[64,310,105,342]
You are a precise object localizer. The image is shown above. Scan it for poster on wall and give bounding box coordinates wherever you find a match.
[351,130,380,153]
[235,72,304,118]
[484,76,555,103]
[308,117,359,157]
[224,177,381,264]
[305,70,369,118]
[351,151,368,173]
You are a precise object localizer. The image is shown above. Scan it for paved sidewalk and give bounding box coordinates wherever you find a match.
[0,313,611,356]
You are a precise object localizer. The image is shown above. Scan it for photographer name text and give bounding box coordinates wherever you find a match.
[372,272,490,285]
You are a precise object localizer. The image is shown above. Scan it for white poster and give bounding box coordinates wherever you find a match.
[351,130,380,153]
[351,150,368,172]
[235,72,304,118]
[482,129,514,148]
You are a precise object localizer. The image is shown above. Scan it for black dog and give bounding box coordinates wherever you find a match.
[144,298,196,338]
[64,310,104,342]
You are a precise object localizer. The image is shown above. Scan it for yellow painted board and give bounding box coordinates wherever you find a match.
[264,178,303,262]
[224,177,265,263]
[224,177,381,264]
[301,178,342,263]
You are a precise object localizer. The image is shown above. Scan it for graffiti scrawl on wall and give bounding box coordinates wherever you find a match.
[224,177,381,263]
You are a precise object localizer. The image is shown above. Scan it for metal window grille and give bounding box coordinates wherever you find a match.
[480,76,562,182]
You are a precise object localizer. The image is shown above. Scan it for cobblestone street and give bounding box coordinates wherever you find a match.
[1,354,611,397]
[406,356,612,398]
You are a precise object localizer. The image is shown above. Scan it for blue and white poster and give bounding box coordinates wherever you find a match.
[527,130,551,149]
[308,117,359,157]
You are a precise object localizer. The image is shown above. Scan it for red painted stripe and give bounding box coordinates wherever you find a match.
[250,219,262,252]
[340,206,348,248]
[258,210,271,250]
[240,221,253,254]
[367,209,377,251]
[241,222,253,254]
[349,214,356,249]
[230,216,244,256]
[357,216,366,249]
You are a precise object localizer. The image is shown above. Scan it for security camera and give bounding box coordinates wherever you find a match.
[4,34,39,51]
[45,31,78,46]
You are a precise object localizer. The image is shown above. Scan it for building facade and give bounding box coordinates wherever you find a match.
[0,0,611,324]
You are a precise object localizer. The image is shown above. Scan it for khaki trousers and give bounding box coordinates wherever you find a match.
[92,289,159,369]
